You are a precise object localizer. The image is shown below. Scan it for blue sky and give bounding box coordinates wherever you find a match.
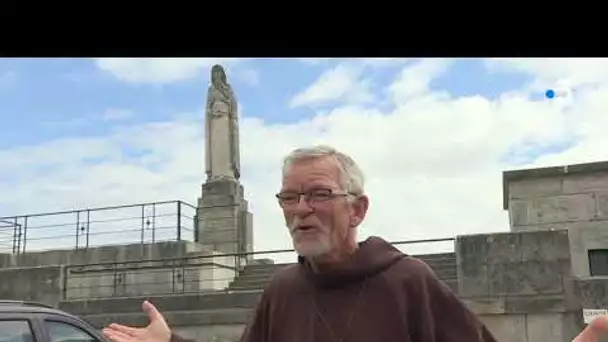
[0,58,536,149]
[1,57,605,253]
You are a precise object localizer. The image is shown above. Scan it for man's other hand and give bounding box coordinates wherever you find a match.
[573,315,608,342]
[102,300,171,342]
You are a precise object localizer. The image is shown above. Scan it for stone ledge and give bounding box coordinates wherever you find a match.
[503,160,608,209]
[462,294,569,315]
[59,291,263,315]
[82,308,252,329]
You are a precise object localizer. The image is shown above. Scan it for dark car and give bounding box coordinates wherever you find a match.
[0,300,107,342]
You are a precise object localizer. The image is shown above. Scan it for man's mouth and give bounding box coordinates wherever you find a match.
[294,225,316,232]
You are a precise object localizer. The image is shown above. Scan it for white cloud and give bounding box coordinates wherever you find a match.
[0,71,17,88]
[361,58,410,67]
[102,108,133,121]
[298,58,409,67]
[297,58,332,65]
[485,58,608,86]
[289,62,373,108]
[388,58,452,102]
[94,58,246,85]
[233,67,260,87]
[3,59,608,258]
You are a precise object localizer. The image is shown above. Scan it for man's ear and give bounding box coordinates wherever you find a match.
[350,195,369,228]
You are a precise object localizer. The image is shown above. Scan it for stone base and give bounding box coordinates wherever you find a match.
[195,179,253,263]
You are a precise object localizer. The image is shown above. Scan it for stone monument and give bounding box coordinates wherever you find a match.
[196,65,253,265]
[205,65,240,182]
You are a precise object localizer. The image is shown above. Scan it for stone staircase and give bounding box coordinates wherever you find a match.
[58,253,457,331]
[58,291,261,329]
[228,253,458,292]
[59,253,458,331]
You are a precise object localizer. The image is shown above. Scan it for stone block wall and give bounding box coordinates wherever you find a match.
[196,179,253,266]
[503,161,608,278]
[0,265,64,307]
[0,241,239,303]
[504,162,608,232]
[456,229,583,342]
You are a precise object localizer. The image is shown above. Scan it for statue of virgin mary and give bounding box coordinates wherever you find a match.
[204,65,241,181]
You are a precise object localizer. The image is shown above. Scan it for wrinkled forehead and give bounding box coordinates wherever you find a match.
[281,156,341,189]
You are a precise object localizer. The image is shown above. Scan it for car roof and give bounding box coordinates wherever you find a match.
[0,300,76,318]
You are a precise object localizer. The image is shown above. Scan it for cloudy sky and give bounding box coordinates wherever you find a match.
[1,58,607,255]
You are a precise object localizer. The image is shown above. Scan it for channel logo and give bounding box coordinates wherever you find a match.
[545,80,572,100]
[545,88,570,99]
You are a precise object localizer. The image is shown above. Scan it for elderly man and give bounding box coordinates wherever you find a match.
[102,145,608,342]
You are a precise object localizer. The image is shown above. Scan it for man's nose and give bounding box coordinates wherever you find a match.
[293,195,314,214]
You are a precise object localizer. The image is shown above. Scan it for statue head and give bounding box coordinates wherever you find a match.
[211,65,227,88]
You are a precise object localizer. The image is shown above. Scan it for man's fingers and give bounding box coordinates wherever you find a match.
[102,327,138,342]
[591,316,608,333]
[106,323,142,336]
[143,300,165,323]
[572,316,608,342]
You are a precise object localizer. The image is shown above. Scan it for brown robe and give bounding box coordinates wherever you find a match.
[173,236,498,342]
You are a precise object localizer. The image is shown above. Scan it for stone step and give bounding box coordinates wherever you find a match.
[240,265,456,279]
[415,253,456,261]
[239,264,289,275]
[58,291,263,316]
[239,262,456,280]
[229,277,459,294]
[232,271,458,286]
[231,254,457,292]
[80,308,253,329]
[228,278,459,293]
[235,272,277,280]
[228,285,264,292]
[243,254,455,269]
[228,278,267,287]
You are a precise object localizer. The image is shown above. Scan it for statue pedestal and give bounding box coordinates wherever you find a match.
[195,178,254,267]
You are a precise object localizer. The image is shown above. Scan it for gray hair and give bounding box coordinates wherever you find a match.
[282,145,365,196]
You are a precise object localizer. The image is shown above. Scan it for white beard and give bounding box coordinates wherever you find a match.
[291,232,332,258]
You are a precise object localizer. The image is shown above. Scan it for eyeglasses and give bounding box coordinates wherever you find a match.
[275,187,351,206]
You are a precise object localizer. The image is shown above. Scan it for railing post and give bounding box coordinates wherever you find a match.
[171,259,176,293]
[75,211,80,250]
[176,201,182,241]
[12,217,18,254]
[140,204,145,245]
[22,216,28,253]
[16,219,21,254]
[86,209,91,248]
[151,203,156,243]
[112,264,117,297]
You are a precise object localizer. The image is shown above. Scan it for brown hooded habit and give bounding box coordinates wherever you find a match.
[174,236,497,342]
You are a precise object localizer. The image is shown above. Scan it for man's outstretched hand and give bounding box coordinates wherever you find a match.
[573,316,608,342]
[102,300,171,342]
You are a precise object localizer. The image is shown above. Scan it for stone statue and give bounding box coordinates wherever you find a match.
[205,65,241,181]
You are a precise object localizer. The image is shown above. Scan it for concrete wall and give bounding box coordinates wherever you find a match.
[504,162,608,232]
[0,265,64,307]
[10,228,601,342]
[456,229,583,342]
[504,162,608,279]
[196,179,253,264]
[0,241,239,303]
[64,251,237,299]
[0,240,205,268]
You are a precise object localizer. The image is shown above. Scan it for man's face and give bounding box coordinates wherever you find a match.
[279,156,366,259]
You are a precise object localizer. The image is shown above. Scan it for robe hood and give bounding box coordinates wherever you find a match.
[298,236,406,288]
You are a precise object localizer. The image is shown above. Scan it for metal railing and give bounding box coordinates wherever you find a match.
[0,200,197,254]
[62,237,456,300]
